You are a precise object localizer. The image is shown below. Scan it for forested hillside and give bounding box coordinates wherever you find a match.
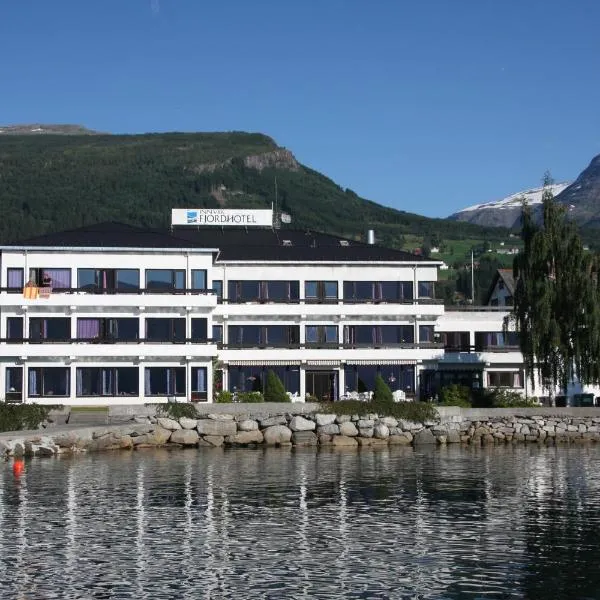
[0,131,507,247]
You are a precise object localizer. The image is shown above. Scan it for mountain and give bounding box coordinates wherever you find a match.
[448,182,571,229]
[554,154,600,226]
[0,124,99,135]
[0,128,506,246]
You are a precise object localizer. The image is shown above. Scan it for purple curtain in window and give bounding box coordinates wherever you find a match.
[28,369,38,395]
[8,269,23,288]
[77,319,100,339]
[43,269,71,289]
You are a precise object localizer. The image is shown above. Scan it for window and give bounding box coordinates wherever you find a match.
[146,318,186,342]
[191,318,208,341]
[7,317,23,341]
[29,268,71,289]
[213,280,223,300]
[344,365,415,394]
[191,367,208,401]
[29,318,70,342]
[212,325,223,343]
[7,268,23,292]
[418,325,435,343]
[498,280,505,290]
[145,269,185,291]
[76,318,138,341]
[475,332,519,350]
[144,367,186,396]
[228,280,300,302]
[28,367,70,397]
[6,367,23,402]
[305,281,338,302]
[305,325,338,346]
[487,371,523,388]
[76,367,139,396]
[441,331,470,351]
[344,325,414,346]
[227,325,300,347]
[191,270,207,290]
[229,366,300,395]
[418,281,435,298]
[343,281,413,302]
[78,269,140,292]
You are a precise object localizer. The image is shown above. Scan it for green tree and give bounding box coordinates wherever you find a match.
[372,374,393,404]
[263,370,289,402]
[508,173,600,400]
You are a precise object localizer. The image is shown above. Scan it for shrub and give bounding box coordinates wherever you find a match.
[319,400,439,423]
[155,403,199,420]
[236,391,264,403]
[439,384,472,407]
[0,404,59,433]
[263,370,289,402]
[488,389,539,408]
[372,374,393,404]
[215,391,234,404]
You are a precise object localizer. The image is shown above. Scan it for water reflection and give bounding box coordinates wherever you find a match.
[0,445,599,599]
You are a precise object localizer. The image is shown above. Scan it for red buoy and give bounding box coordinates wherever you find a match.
[12,459,24,477]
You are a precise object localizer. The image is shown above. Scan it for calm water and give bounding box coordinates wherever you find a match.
[1,445,600,600]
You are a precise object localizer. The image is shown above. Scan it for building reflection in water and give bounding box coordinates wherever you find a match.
[0,445,599,598]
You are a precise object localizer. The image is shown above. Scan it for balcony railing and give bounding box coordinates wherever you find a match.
[218,297,442,305]
[1,287,216,296]
[444,344,521,352]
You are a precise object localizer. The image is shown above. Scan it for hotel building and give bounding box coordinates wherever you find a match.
[0,211,535,405]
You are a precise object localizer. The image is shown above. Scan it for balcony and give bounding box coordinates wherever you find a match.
[0,338,218,359]
[0,288,217,311]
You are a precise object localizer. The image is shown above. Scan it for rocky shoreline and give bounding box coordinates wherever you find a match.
[2,409,600,458]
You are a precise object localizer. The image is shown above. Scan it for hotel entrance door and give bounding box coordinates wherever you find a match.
[306,370,337,402]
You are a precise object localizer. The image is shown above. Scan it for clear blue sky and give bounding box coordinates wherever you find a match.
[1,0,599,217]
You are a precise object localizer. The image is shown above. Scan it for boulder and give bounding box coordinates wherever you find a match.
[292,431,318,446]
[179,417,198,430]
[374,424,390,439]
[335,414,352,424]
[259,415,287,428]
[91,433,133,451]
[315,413,337,427]
[413,428,436,445]
[196,419,237,436]
[317,424,340,435]
[331,435,359,447]
[202,435,225,447]
[446,431,461,444]
[263,425,292,445]
[170,429,200,445]
[207,414,235,421]
[238,419,259,432]
[157,417,181,431]
[379,417,398,428]
[357,437,388,447]
[358,428,374,438]
[318,433,333,445]
[357,419,374,429]
[226,430,264,445]
[388,434,412,445]
[339,422,358,437]
[133,426,172,446]
[289,416,316,432]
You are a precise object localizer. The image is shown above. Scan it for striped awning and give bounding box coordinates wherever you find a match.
[306,360,341,366]
[346,359,417,366]
[227,359,301,366]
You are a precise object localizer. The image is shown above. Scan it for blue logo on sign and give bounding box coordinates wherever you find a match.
[186,210,198,224]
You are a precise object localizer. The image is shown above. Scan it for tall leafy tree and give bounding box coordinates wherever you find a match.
[508,174,600,398]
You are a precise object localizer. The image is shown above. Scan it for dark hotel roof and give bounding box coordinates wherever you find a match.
[4,222,432,263]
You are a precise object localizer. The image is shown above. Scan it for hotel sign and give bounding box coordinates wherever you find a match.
[172,208,273,227]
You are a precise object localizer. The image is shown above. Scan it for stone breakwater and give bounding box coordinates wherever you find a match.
[3,409,600,458]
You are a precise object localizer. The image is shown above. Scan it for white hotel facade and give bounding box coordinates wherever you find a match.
[0,211,533,405]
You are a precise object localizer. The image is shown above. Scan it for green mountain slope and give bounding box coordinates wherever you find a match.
[0,130,506,247]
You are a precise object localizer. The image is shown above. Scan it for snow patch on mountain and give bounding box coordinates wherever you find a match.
[456,182,571,214]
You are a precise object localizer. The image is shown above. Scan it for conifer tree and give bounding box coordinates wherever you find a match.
[509,173,600,399]
[372,374,393,404]
[264,370,289,402]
